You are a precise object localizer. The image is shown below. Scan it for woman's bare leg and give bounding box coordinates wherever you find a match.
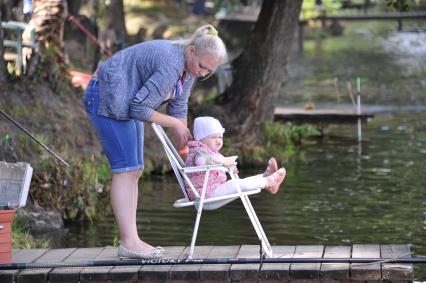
[130,170,153,249]
[111,170,153,252]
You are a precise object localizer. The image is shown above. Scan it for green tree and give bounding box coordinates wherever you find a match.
[386,0,409,11]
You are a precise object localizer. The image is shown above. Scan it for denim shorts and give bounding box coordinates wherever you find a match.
[83,79,144,173]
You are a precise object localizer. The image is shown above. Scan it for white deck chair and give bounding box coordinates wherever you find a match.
[151,123,273,259]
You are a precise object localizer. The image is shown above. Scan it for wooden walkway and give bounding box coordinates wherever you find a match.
[218,11,426,24]
[0,244,414,282]
[274,107,374,124]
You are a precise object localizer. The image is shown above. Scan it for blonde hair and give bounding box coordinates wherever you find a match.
[175,24,228,65]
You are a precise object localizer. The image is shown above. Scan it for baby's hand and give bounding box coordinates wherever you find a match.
[223,156,237,167]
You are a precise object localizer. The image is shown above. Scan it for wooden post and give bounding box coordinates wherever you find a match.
[298,21,305,53]
[398,19,403,31]
[356,77,362,143]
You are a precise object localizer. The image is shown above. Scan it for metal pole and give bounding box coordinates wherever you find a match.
[67,15,113,57]
[356,77,362,142]
[0,257,424,270]
[0,109,70,167]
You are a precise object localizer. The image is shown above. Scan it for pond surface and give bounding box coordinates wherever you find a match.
[62,111,426,279]
[62,22,426,279]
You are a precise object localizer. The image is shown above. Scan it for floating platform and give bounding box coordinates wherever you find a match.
[0,244,414,282]
[274,107,374,124]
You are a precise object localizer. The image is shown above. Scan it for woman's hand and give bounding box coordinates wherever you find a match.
[173,123,192,150]
[149,112,192,151]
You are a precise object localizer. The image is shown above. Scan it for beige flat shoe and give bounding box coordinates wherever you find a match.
[155,246,165,253]
[118,244,163,259]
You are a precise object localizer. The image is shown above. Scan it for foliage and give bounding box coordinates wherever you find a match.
[386,0,410,11]
[17,133,45,155]
[7,62,16,77]
[235,122,321,165]
[12,218,50,249]
[32,45,74,95]
[300,0,342,20]
[31,157,111,222]
[112,236,120,248]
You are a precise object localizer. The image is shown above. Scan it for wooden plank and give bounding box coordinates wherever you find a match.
[0,249,40,283]
[229,245,260,283]
[16,248,75,283]
[381,244,413,281]
[320,246,351,280]
[49,247,104,283]
[3,249,48,283]
[3,52,18,61]
[259,246,295,282]
[0,250,19,283]
[290,245,324,280]
[274,107,373,124]
[80,246,117,282]
[169,245,213,282]
[199,245,239,282]
[316,11,426,21]
[351,244,381,280]
[138,246,185,282]
[109,244,150,283]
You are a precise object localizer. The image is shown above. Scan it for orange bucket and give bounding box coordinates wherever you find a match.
[0,209,16,264]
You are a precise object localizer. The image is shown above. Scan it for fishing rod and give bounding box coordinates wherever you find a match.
[0,109,70,167]
[0,257,425,270]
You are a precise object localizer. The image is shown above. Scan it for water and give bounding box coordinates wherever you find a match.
[62,22,426,279]
[283,23,426,106]
[62,112,426,279]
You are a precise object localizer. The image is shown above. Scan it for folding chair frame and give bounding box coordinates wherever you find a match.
[151,123,273,259]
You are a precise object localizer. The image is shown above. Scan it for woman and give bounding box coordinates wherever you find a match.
[83,25,227,259]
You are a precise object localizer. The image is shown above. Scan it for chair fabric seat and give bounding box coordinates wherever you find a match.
[173,188,262,210]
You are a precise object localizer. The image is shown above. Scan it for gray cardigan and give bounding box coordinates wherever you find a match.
[97,40,194,121]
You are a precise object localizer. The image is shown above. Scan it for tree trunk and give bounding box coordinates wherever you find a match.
[0,3,9,83]
[106,0,127,51]
[31,0,66,49]
[223,0,303,143]
[66,0,82,16]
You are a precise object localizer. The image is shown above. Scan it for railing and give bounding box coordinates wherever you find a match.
[1,21,37,75]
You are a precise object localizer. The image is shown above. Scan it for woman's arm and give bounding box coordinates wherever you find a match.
[149,112,191,150]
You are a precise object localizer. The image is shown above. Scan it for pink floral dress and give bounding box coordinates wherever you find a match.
[184,140,227,200]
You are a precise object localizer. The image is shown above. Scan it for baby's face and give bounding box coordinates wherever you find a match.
[201,133,223,152]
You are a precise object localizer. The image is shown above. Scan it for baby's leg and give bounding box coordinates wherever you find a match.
[237,175,268,190]
[209,176,267,198]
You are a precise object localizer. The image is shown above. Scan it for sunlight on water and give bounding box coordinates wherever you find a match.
[384,32,426,55]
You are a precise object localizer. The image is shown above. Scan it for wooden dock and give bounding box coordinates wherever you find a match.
[218,11,426,25]
[0,244,414,282]
[274,107,374,124]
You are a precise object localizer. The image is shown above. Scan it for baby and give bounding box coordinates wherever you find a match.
[185,116,286,200]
